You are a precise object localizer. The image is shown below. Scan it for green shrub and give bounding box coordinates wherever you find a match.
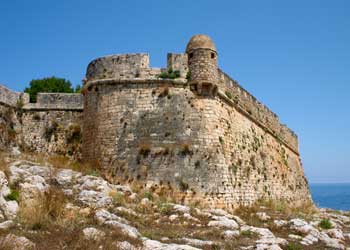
[179,179,189,191]
[286,243,302,250]
[158,68,181,79]
[319,218,332,229]
[24,76,74,103]
[225,91,233,99]
[186,71,191,80]
[144,191,153,201]
[158,201,172,215]
[5,188,19,201]
[240,230,256,238]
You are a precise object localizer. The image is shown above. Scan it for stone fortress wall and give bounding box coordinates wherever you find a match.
[0,34,311,208]
[0,84,83,156]
[82,34,311,209]
[0,84,30,107]
[84,54,298,154]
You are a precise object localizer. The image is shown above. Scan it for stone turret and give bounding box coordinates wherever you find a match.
[186,34,219,96]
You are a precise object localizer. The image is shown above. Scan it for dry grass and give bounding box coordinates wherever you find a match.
[19,152,102,177]
[17,186,68,230]
[235,199,317,227]
[0,150,10,172]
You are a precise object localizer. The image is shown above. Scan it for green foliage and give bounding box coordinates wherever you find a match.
[186,71,191,80]
[157,201,172,215]
[74,84,82,93]
[24,76,74,102]
[225,91,233,99]
[87,169,101,177]
[5,188,19,201]
[144,191,153,201]
[286,242,302,250]
[231,163,237,174]
[111,191,125,206]
[179,179,189,191]
[319,218,332,229]
[240,230,256,238]
[158,68,181,79]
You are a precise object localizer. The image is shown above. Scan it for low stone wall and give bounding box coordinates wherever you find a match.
[0,84,29,107]
[19,110,83,158]
[24,93,83,110]
[0,84,83,156]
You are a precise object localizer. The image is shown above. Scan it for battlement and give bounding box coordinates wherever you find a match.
[0,84,82,111]
[85,53,189,83]
[83,51,298,153]
[0,84,29,107]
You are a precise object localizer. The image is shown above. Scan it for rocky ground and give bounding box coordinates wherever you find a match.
[0,149,349,250]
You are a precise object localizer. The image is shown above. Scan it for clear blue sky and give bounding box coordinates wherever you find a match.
[1,0,349,183]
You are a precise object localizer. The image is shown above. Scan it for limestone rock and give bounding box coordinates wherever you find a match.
[326,228,345,240]
[0,198,18,219]
[289,218,315,234]
[11,147,21,156]
[180,237,215,247]
[0,171,10,198]
[222,230,240,239]
[256,212,271,221]
[273,220,287,227]
[95,209,140,239]
[0,220,14,230]
[78,190,113,208]
[0,234,35,250]
[105,220,140,239]
[208,216,239,229]
[82,227,106,241]
[115,241,138,250]
[140,198,151,206]
[142,239,201,250]
[173,204,190,214]
[55,169,82,186]
[169,214,179,221]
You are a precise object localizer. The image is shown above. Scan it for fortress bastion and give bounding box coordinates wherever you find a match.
[81,34,311,208]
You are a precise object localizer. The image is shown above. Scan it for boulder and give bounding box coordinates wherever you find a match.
[82,227,106,241]
[142,239,201,250]
[0,234,35,250]
[208,216,239,229]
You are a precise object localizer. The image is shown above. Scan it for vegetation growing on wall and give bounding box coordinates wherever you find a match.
[157,68,181,79]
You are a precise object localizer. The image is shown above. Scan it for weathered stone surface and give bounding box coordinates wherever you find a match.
[0,34,311,209]
[208,216,239,229]
[0,220,14,230]
[142,239,201,250]
[0,234,35,250]
[82,227,106,241]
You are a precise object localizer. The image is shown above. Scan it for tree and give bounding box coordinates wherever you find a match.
[24,77,74,102]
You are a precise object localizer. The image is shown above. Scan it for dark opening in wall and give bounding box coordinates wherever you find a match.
[189,53,193,59]
[211,52,215,59]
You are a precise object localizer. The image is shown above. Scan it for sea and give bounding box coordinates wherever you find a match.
[309,183,350,211]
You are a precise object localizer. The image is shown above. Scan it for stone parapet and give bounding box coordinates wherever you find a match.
[0,84,29,107]
[218,70,299,153]
[23,93,83,110]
